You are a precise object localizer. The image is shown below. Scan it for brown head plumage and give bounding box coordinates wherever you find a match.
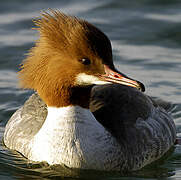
[19,10,113,107]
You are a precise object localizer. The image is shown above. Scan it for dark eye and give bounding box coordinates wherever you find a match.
[79,58,91,65]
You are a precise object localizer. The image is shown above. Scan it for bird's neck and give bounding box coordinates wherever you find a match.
[38,85,93,108]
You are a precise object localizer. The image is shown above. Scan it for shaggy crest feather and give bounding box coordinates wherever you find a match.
[18,10,113,107]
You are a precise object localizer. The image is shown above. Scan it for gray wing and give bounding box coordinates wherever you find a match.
[4,93,47,156]
[90,84,176,140]
[90,84,176,168]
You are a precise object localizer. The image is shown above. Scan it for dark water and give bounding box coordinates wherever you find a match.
[0,0,181,179]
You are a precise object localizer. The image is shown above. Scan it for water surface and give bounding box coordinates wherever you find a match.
[0,0,181,179]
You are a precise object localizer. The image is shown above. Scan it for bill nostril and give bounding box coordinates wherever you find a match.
[114,74,120,78]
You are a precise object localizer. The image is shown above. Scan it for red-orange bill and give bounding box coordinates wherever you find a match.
[101,65,145,92]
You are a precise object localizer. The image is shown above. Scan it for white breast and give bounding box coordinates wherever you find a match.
[28,106,122,170]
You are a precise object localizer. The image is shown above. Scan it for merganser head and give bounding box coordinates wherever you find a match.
[19,10,145,107]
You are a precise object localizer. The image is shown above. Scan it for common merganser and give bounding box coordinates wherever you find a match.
[4,10,176,171]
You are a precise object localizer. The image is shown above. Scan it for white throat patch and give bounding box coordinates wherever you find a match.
[75,73,111,86]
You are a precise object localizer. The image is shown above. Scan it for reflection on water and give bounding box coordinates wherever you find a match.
[0,143,178,179]
[0,0,181,179]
